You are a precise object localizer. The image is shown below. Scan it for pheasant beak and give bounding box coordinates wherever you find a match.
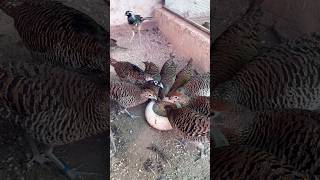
[158,82,164,89]
[149,96,157,100]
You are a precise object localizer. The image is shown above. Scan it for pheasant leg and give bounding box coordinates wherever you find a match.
[138,24,142,46]
[124,109,140,119]
[110,129,117,157]
[129,29,135,42]
[174,138,187,151]
[26,135,50,168]
[45,146,103,179]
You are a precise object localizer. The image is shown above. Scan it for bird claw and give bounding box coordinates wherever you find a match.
[175,138,187,151]
[27,153,51,169]
[128,113,140,120]
[63,165,104,180]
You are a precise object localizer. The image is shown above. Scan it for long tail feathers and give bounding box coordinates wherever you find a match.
[110,58,118,66]
[142,16,153,21]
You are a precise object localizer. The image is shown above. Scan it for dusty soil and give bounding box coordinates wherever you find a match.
[110,19,210,180]
[0,0,108,180]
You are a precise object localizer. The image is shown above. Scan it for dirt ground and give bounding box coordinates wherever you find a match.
[0,0,108,180]
[110,12,210,180]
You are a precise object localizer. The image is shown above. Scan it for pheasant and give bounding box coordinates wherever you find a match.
[0,62,109,179]
[214,32,320,111]
[125,10,152,44]
[212,0,266,88]
[110,81,157,119]
[168,72,210,97]
[211,145,314,179]
[163,95,211,116]
[212,99,320,175]
[168,58,193,95]
[0,0,108,80]
[110,58,153,85]
[164,104,210,159]
[159,58,177,99]
[143,61,161,82]
[143,61,159,76]
[145,100,173,131]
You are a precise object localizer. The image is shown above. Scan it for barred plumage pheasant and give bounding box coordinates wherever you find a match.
[159,58,177,99]
[164,104,210,159]
[110,58,153,85]
[143,61,160,76]
[168,72,210,97]
[212,0,266,88]
[168,58,193,94]
[0,0,108,79]
[0,62,109,179]
[214,32,320,111]
[212,99,320,175]
[212,145,314,179]
[110,81,157,119]
[163,95,211,116]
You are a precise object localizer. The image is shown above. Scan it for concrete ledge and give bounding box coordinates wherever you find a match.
[154,8,210,72]
[110,21,158,34]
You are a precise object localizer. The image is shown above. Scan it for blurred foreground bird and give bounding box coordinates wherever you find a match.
[212,145,314,179]
[0,0,108,83]
[212,99,320,175]
[214,32,320,111]
[212,0,266,88]
[110,81,157,119]
[125,10,152,45]
[0,62,109,179]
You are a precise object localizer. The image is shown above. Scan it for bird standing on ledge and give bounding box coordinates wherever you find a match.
[125,10,152,45]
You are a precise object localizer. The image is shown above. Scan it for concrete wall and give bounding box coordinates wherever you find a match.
[165,0,210,18]
[154,8,210,72]
[110,0,162,26]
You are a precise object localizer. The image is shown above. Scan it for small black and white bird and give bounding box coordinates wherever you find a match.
[125,10,152,44]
